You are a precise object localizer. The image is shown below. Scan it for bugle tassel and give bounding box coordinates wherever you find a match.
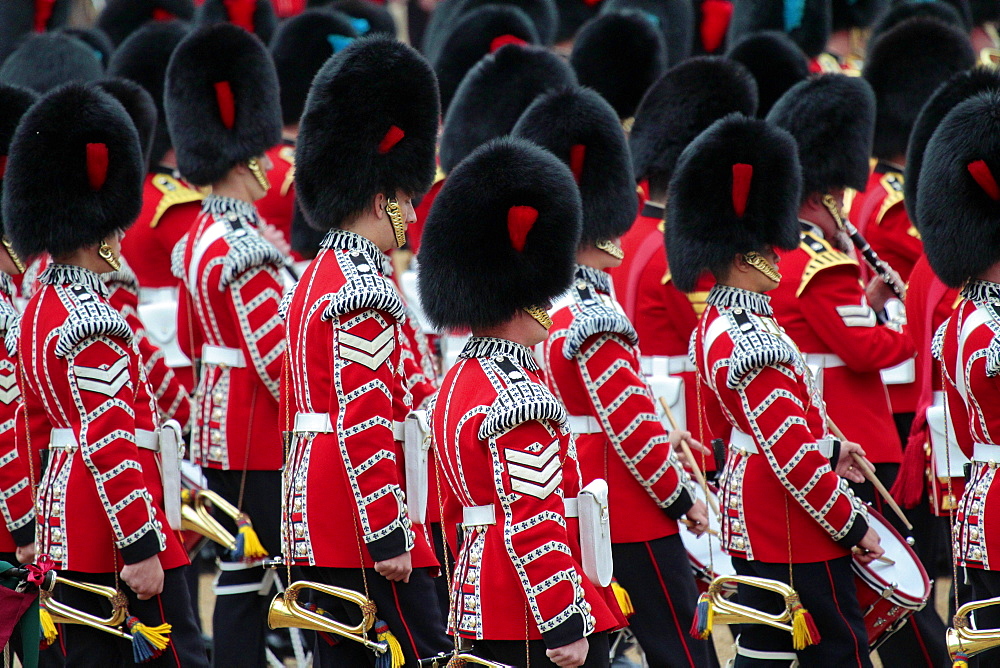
[39,605,58,648]
[611,580,635,618]
[373,620,405,668]
[953,651,970,668]
[126,616,172,663]
[233,513,268,562]
[787,594,821,649]
[690,591,714,640]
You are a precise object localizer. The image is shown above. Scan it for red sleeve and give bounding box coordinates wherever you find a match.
[225,264,286,402]
[0,400,34,546]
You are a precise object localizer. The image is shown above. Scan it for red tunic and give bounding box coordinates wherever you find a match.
[936,281,1000,569]
[541,265,693,544]
[256,141,297,258]
[17,264,186,572]
[770,226,914,464]
[175,195,286,471]
[433,336,620,646]
[0,274,32,551]
[692,285,868,562]
[280,229,436,568]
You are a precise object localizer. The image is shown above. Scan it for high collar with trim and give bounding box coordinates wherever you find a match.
[706,284,773,317]
[459,336,540,372]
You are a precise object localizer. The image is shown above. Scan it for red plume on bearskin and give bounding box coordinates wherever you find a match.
[507,206,539,251]
[731,163,752,217]
[968,159,1000,201]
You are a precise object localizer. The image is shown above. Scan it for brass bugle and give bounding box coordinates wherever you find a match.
[42,575,132,640]
[445,654,515,667]
[947,595,1000,659]
[706,575,800,633]
[267,580,388,654]
[182,488,237,551]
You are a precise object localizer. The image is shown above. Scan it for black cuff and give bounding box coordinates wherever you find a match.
[829,439,841,470]
[11,520,34,548]
[120,529,163,565]
[663,488,694,521]
[541,611,585,650]
[367,526,409,562]
[835,514,869,549]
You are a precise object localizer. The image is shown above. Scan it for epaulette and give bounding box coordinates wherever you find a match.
[55,286,133,358]
[278,146,296,197]
[931,319,949,363]
[322,248,406,322]
[0,298,17,338]
[277,282,297,321]
[3,313,19,356]
[150,173,204,229]
[725,307,798,389]
[875,172,904,226]
[479,356,567,439]
[563,282,637,358]
[796,232,859,298]
[220,228,287,287]
[170,236,188,281]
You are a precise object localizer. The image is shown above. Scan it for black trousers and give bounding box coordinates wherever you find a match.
[471,632,610,668]
[203,469,282,668]
[304,565,452,667]
[59,566,208,667]
[429,522,453,624]
[963,569,1000,667]
[731,557,871,667]
[612,535,719,667]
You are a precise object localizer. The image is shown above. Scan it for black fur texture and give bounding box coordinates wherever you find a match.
[108,21,189,167]
[971,0,1000,25]
[513,86,636,243]
[0,0,71,62]
[60,27,114,69]
[629,56,758,187]
[196,0,277,43]
[439,44,576,174]
[869,0,967,41]
[96,0,195,45]
[296,36,439,230]
[570,11,667,120]
[164,23,281,186]
[330,0,397,36]
[918,91,1000,287]
[666,113,801,291]
[727,30,808,118]
[423,0,556,62]
[419,136,582,330]
[767,74,875,197]
[0,33,103,95]
[98,77,158,170]
[863,17,975,161]
[433,5,539,114]
[832,0,888,30]
[601,0,694,66]
[3,83,144,258]
[290,201,326,259]
[0,84,37,231]
[727,0,831,57]
[554,0,601,42]
[271,9,359,126]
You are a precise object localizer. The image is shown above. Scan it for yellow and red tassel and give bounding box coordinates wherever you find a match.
[690,592,714,640]
[952,651,970,668]
[611,580,635,618]
[126,616,172,663]
[39,605,58,648]
[233,513,268,562]
[373,619,405,668]
[788,596,821,650]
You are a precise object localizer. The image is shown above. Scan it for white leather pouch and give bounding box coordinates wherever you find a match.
[648,375,686,432]
[928,401,968,477]
[159,419,184,530]
[138,300,191,368]
[404,410,431,524]
[578,478,613,587]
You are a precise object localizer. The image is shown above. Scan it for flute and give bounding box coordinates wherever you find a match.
[822,194,906,301]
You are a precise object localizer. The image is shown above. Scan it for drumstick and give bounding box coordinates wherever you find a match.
[658,397,721,520]
[826,418,914,531]
[680,519,721,538]
[852,547,895,566]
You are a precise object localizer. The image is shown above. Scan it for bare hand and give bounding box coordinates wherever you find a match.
[852,527,884,565]
[120,555,164,600]
[865,272,903,313]
[259,222,291,257]
[374,551,412,583]
[836,441,868,484]
[669,430,710,461]
[15,542,35,564]
[545,637,590,667]
[683,501,709,536]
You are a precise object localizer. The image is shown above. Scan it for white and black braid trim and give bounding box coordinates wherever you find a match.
[931,319,949,364]
[170,236,188,281]
[3,315,20,357]
[55,301,133,357]
[985,304,1000,378]
[725,309,797,389]
[277,282,297,321]
[480,378,568,439]
[220,228,287,287]
[322,277,406,322]
[103,259,140,296]
[563,304,637,358]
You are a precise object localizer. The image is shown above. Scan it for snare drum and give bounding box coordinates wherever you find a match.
[680,483,735,593]
[852,509,931,650]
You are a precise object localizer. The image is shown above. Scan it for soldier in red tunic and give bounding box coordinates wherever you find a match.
[164,23,288,667]
[420,136,622,668]
[673,113,880,666]
[281,36,451,665]
[3,82,207,667]
[919,89,1000,667]
[516,86,716,667]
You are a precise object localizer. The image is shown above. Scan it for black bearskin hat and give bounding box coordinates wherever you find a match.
[271,9,360,126]
[918,91,1000,286]
[97,78,158,170]
[601,0,694,66]
[727,0,831,58]
[971,0,1000,25]
[329,0,397,36]
[0,84,37,233]
[3,83,143,259]
[863,17,974,161]
[727,30,809,118]
[570,11,667,120]
[60,27,115,70]
[439,44,576,174]
[433,5,539,114]
[296,37,439,230]
[0,33,103,95]
[164,23,281,186]
[905,68,1000,224]
[96,0,195,46]
[108,21,189,168]
[767,74,875,198]
[423,0,556,62]
[513,86,637,243]
[870,0,968,41]
[666,113,801,291]
[420,137,582,330]
[832,0,888,30]
[554,0,601,42]
[0,0,71,63]
[629,56,758,191]
[196,0,277,43]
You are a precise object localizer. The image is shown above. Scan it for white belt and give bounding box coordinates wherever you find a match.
[138,286,178,305]
[50,428,160,452]
[292,412,405,440]
[201,344,246,368]
[568,415,602,434]
[729,429,835,458]
[640,355,695,376]
[803,353,846,369]
[973,443,1000,463]
[463,498,579,526]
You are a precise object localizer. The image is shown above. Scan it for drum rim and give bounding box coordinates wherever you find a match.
[851,508,930,606]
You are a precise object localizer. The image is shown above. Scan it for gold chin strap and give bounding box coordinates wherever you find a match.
[743,252,781,283]
[524,305,553,330]
[386,197,406,248]
[820,193,846,231]
[247,157,271,193]
[98,242,121,271]
[595,239,624,260]
[1,237,25,274]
